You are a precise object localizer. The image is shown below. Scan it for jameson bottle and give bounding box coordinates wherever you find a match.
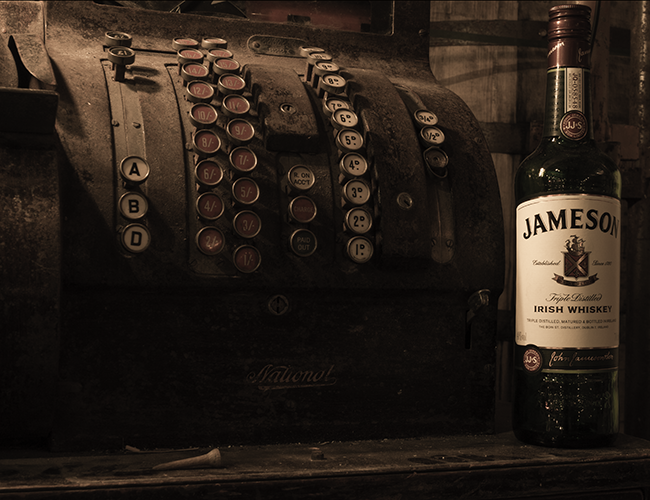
[513,4,621,447]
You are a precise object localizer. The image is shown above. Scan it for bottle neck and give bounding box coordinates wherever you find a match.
[542,66,594,142]
[543,29,593,142]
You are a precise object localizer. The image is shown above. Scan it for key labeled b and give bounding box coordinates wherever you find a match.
[119,192,148,220]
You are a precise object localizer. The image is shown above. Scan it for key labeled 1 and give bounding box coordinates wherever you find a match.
[346,236,373,264]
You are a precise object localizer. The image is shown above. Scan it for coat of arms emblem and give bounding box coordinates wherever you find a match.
[553,235,598,287]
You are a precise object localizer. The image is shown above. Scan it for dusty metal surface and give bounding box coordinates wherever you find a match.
[2,0,504,451]
[1,434,650,499]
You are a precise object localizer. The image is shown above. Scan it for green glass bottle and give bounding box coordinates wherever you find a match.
[513,4,622,448]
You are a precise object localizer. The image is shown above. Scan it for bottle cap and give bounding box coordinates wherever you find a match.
[547,4,591,69]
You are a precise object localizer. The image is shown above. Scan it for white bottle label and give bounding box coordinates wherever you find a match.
[515,194,620,373]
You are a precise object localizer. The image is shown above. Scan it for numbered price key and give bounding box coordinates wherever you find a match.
[233,210,261,238]
[331,108,359,130]
[339,152,368,177]
[346,236,373,264]
[336,128,364,153]
[318,73,346,95]
[232,178,260,205]
[229,147,257,173]
[342,179,371,206]
[217,74,246,95]
[413,109,438,128]
[419,125,445,147]
[222,94,250,117]
[194,159,223,186]
[181,62,209,84]
[206,48,233,63]
[186,80,214,104]
[226,118,255,146]
[195,226,225,255]
[233,245,261,273]
[192,129,221,157]
[345,207,373,235]
[213,58,240,76]
[189,103,218,129]
[196,192,224,220]
[323,97,350,118]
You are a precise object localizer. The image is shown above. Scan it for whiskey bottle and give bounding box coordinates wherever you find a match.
[513,4,621,447]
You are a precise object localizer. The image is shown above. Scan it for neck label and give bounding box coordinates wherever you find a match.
[544,68,591,140]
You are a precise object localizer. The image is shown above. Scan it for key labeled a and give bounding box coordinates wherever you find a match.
[119,155,150,185]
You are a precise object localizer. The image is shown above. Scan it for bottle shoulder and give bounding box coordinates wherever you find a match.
[515,138,621,203]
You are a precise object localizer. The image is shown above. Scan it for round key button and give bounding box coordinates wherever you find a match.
[345,207,373,235]
[202,37,228,49]
[213,58,241,76]
[122,223,151,253]
[195,159,223,186]
[196,226,225,255]
[332,108,358,129]
[222,94,250,117]
[414,109,438,127]
[339,153,368,177]
[347,236,373,264]
[189,103,218,129]
[287,165,315,191]
[319,73,347,95]
[173,37,199,51]
[217,74,246,95]
[311,60,340,88]
[226,119,255,145]
[232,178,260,205]
[193,129,221,156]
[290,229,317,257]
[186,81,214,103]
[323,97,350,117]
[182,63,210,83]
[423,146,449,178]
[342,179,371,206]
[207,48,233,63]
[107,46,135,66]
[336,129,364,153]
[177,49,204,76]
[314,60,340,77]
[230,147,257,173]
[233,245,261,273]
[177,48,203,64]
[119,192,148,220]
[289,196,317,223]
[196,192,224,220]
[105,31,132,47]
[233,210,262,238]
[120,155,150,185]
[420,126,445,146]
